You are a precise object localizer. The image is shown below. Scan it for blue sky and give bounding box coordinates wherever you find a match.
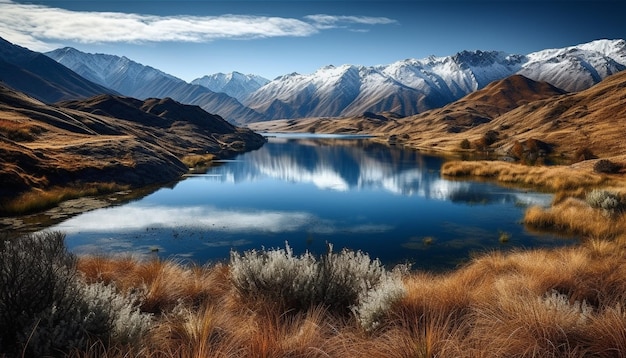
[0,0,624,81]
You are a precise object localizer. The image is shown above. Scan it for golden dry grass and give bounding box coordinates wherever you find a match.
[181,153,216,169]
[73,238,626,357]
[0,182,128,216]
[524,198,626,240]
[441,160,607,191]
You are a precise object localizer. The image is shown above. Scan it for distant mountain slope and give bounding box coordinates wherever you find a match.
[461,71,626,159]
[191,72,269,102]
[250,74,566,136]
[0,85,265,199]
[0,37,115,103]
[518,39,626,92]
[245,39,626,121]
[44,39,626,123]
[46,47,267,124]
[250,71,626,162]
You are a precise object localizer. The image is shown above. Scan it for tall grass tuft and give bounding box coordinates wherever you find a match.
[0,183,128,216]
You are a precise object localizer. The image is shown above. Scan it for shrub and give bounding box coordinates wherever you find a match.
[573,147,595,163]
[0,231,152,356]
[0,231,77,355]
[354,273,406,331]
[593,159,621,174]
[229,243,406,329]
[459,138,471,150]
[483,130,499,146]
[472,130,499,151]
[586,189,625,216]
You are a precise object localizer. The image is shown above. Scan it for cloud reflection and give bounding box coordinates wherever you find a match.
[52,204,393,236]
[54,205,314,234]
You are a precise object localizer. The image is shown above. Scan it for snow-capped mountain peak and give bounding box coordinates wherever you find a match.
[191,72,269,102]
[46,47,268,124]
[244,38,626,121]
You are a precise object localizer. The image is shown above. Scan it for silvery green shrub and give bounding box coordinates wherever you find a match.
[229,243,406,329]
[586,189,625,216]
[0,231,152,356]
[353,271,407,331]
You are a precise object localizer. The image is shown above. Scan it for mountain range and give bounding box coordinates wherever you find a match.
[244,39,626,121]
[251,70,626,163]
[191,72,269,102]
[0,36,624,127]
[0,38,115,103]
[46,47,267,124]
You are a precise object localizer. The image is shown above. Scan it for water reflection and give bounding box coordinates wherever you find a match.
[49,134,572,271]
[208,136,548,206]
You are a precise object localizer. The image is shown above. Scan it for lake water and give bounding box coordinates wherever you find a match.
[51,134,574,271]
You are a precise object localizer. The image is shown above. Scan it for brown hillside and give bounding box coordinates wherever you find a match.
[464,71,626,159]
[388,71,626,160]
[383,74,567,139]
[0,86,264,202]
[252,73,626,163]
[250,74,567,143]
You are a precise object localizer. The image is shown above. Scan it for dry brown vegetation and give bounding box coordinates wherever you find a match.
[0,182,128,216]
[70,237,626,357]
[0,85,265,216]
[441,160,608,191]
[250,72,626,165]
[239,72,626,356]
[181,153,216,169]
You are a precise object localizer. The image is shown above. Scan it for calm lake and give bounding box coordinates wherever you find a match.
[50,134,574,271]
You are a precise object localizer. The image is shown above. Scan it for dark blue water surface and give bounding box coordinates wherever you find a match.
[52,134,575,271]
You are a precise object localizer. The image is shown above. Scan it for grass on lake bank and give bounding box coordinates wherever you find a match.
[0,182,129,216]
[441,160,608,192]
[180,153,216,169]
[443,159,626,241]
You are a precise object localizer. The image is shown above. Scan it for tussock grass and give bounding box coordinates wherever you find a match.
[524,195,626,240]
[0,182,128,216]
[181,153,216,169]
[42,238,626,357]
[441,160,606,191]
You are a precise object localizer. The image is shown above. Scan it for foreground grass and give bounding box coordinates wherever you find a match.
[67,238,626,358]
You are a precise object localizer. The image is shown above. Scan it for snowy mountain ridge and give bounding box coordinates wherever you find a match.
[244,39,626,120]
[45,39,626,122]
[46,47,268,124]
[191,72,269,102]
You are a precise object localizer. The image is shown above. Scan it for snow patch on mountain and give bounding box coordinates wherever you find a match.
[46,47,269,124]
[245,39,626,120]
[191,72,269,102]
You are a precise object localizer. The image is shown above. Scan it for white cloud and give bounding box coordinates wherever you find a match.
[0,1,397,51]
[304,14,398,30]
[0,1,317,50]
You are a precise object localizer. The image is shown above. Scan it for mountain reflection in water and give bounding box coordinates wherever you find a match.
[51,134,574,271]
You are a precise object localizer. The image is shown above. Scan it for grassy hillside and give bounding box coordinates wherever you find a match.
[250,72,626,164]
[0,85,265,215]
